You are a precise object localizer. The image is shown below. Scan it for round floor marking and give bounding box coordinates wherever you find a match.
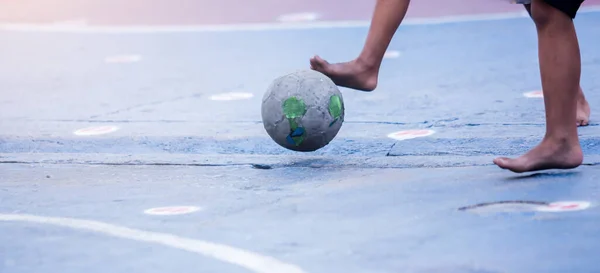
[536,201,591,212]
[104,54,142,63]
[50,19,88,26]
[73,126,119,136]
[458,201,546,213]
[276,12,319,22]
[210,92,254,101]
[383,50,401,59]
[387,129,435,141]
[144,206,202,215]
[459,200,591,213]
[523,90,543,98]
[0,214,307,273]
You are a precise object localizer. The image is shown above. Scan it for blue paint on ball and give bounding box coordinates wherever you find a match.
[286,135,295,145]
[291,127,305,137]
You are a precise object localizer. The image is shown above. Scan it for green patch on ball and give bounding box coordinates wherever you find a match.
[328,95,343,127]
[283,97,307,119]
[283,97,307,146]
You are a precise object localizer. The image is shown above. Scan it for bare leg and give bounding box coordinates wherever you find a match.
[310,0,410,91]
[524,3,590,127]
[494,0,583,173]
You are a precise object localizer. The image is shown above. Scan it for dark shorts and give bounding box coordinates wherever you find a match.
[524,0,585,19]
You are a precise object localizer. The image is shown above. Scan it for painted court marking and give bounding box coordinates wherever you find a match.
[73,126,119,136]
[210,92,254,101]
[383,50,401,59]
[277,12,320,23]
[105,54,142,63]
[0,214,306,273]
[523,90,543,98]
[144,206,202,215]
[0,7,597,34]
[387,129,435,141]
[536,201,591,212]
[49,18,88,26]
[459,201,545,213]
[459,200,592,213]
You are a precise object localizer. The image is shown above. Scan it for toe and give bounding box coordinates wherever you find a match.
[577,119,589,127]
[313,55,328,66]
[309,56,325,69]
[493,157,508,167]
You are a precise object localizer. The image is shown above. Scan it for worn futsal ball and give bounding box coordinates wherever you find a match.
[261,70,345,152]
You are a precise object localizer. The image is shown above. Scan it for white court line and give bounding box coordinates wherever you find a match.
[0,6,598,34]
[0,214,306,273]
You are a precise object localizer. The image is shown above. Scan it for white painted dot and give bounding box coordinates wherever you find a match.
[383,50,401,59]
[73,126,119,136]
[460,200,591,214]
[277,12,320,23]
[387,129,435,141]
[536,201,591,212]
[105,55,142,64]
[523,90,543,98]
[50,18,88,26]
[144,206,202,215]
[210,92,254,101]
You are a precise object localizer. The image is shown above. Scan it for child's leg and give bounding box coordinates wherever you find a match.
[494,0,584,173]
[523,3,590,126]
[310,0,410,91]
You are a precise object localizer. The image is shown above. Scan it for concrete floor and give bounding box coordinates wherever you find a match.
[1,2,600,273]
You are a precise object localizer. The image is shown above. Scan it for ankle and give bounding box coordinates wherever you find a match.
[355,56,379,71]
[577,86,585,99]
[543,133,579,146]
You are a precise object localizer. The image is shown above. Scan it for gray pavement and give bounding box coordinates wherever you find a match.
[2,164,600,273]
[1,8,600,273]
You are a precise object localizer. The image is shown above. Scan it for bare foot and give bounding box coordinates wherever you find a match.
[576,87,590,127]
[309,55,378,91]
[493,138,583,173]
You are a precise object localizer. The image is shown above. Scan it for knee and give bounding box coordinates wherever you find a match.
[530,3,553,28]
[530,1,569,29]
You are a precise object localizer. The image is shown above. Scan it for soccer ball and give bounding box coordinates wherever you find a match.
[261,70,345,152]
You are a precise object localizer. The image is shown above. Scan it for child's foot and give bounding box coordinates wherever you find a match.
[309,55,378,91]
[493,137,583,173]
[576,87,590,126]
